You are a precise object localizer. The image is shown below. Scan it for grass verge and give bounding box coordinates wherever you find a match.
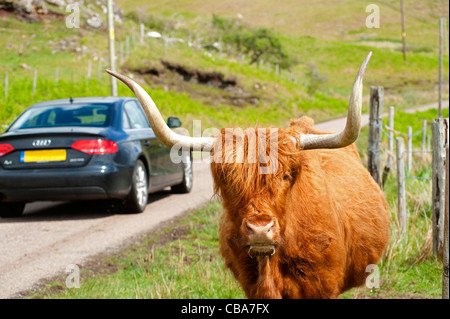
[32,192,443,299]
[31,201,245,299]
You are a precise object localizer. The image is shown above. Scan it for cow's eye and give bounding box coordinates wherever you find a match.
[289,169,299,182]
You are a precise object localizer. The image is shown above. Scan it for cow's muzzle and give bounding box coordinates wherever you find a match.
[243,216,279,257]
[248,244,276,258]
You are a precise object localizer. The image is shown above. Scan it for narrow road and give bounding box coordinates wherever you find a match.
[0,161,214,298]
[315,100,449,132]
[0,100,447,298]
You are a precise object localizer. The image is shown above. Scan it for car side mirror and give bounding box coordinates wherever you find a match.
[167,117,181,128]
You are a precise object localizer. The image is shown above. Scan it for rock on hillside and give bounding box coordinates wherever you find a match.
[0,0,123,27]
[0,0,47,22]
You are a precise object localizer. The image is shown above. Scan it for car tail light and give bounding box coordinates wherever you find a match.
[0,143,14,157]
[71,139,118,155]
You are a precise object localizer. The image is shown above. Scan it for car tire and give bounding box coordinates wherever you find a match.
[0,202,25,218]
[171,152,193,194]
[122,160,148,214]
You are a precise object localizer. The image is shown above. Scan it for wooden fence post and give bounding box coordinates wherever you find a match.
[87,61,92,80]
[382,106,395,188]
[428,134,432,152]
[55,68,59,86]
[164,36,168,55]
[388,106,395,163]
[439,17,444,118]
[432,118,449,257]
[396,137,407,234]
[422,120,427,161]
[443,145,449,299]
[368,86,384,187]
[407,126,413,172]
[98,59,103,79]
[140,23,145,44]
[32,69,37,95]
[119,41,124,65]
[218,36,223,58]
[126,36,130,57]
[400,0,407,60]
[4,72,8,98]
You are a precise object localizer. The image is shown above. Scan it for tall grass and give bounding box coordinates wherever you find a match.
[34,201,245,299]
[345,176,442,299]
[344,108,447,298]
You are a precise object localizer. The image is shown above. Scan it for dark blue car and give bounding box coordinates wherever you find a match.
[0,97,193,217]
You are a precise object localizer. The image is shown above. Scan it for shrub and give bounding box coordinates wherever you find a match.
[211,15,297,70]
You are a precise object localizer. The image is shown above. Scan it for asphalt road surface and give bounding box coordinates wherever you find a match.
[0,100,447,298]
[0,161,214,298]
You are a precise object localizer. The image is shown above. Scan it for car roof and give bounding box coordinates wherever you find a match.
[30,97,135,107]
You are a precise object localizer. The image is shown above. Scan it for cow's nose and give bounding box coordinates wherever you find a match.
[245,220,276,244]
[244,218,278,257]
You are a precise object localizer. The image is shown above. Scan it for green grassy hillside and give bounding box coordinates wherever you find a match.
[118,0,447,46]
[1,0,448,132]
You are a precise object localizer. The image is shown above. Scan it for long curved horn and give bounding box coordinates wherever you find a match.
[105,70,215,151]
[298,51,372,150]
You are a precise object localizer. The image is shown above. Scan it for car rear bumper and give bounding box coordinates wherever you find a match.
[0,186,108,202]
[0,164,132,203]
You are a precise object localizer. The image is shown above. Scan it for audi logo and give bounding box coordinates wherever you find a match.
[32,139,52,147]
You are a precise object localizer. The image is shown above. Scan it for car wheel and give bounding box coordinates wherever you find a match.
[171,152,193,194]
[123,160,148,214]
[0,202,25,218]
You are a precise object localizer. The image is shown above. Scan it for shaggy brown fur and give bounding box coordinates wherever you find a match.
[211,116,390,299]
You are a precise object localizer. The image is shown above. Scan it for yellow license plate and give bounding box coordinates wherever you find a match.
[20,149,67,162]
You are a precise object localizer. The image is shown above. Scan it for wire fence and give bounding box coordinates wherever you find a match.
[368,115,433,183]
[367,86,449,260]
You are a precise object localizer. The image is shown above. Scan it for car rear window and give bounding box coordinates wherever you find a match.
[9,104,113,130]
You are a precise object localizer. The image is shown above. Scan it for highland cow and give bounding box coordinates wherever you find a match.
[107,51,390,299]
